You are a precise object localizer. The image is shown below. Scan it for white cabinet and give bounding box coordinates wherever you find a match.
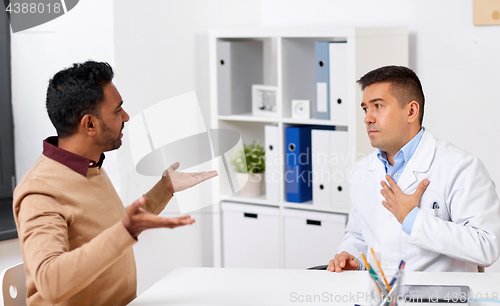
[221,202,280,269]
[209,27,408,268]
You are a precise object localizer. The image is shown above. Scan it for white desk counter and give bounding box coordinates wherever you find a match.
[129,267,500,306]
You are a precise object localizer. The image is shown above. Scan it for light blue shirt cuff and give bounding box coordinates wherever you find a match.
[402,207,419,235]
[358,260,365,271]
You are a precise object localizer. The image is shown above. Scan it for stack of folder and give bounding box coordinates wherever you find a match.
[314,41,349,122]
[267,125,349,208]
[311,128,349,209]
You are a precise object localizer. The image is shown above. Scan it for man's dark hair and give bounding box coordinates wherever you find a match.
[357,65,425,125]
[46,61,114,137]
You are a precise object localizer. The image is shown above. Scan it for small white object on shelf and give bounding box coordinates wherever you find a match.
[252,85,278,117]
[291,100,310,119]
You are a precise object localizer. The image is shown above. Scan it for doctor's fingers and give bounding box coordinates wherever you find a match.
[412,179,430,199]
[381,200,395,214]
[385,175,402,192]
[380,182,395,202]
[328,254,347,272]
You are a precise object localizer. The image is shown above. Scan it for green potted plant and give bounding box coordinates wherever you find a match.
[230,141,266,197]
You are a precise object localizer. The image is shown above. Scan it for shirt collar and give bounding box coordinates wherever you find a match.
[42,136,105,177]
[377,128,425,166]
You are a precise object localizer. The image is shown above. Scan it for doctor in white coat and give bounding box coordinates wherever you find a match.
[327,66,500,273]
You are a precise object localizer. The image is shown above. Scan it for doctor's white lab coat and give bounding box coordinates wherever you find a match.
[338,129,500,272]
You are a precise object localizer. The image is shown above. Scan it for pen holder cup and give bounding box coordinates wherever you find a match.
[368,268,405,306]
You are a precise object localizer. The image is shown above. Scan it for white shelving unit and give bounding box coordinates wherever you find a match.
[209,27,408,268]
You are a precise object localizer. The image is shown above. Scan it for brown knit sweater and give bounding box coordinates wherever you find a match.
[13,154,172,305]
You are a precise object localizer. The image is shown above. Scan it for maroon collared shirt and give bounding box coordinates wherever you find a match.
[43,136,105,177]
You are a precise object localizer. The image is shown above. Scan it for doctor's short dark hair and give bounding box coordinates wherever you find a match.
[46,61,114,138]
[358,65,425,126]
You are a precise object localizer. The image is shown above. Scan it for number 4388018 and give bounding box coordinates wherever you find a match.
[5,3,62,14]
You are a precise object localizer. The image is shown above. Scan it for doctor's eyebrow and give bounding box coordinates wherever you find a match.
[360,98,384,107]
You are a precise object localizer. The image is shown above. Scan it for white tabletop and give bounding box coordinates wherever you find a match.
[129,267,500,306]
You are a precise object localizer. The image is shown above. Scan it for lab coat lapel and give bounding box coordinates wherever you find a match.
[397,129,436,193]
[368,154,387,184]
[397,159,418,192]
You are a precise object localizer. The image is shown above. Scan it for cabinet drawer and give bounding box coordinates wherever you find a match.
[283,209,347,269]
[221,202,280,268]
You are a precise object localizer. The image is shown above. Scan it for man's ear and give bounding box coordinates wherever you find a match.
[80,114,98,136]
[407,100,420,124]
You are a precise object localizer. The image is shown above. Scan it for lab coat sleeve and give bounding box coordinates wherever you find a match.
[337,164,368,267]
[409,156,500,266]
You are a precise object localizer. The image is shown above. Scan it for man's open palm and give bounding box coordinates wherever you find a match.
[163,162,218,193]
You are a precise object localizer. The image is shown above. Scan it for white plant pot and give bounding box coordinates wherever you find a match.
[235,172,265,197]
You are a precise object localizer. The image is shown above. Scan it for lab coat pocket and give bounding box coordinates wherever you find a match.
[420,207,443,219]
[400,207,440,256]
[400,232,433,256]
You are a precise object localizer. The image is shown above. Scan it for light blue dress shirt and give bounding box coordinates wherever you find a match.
[377,128,424,235]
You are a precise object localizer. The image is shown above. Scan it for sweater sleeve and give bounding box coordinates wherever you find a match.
[17,194,137,304]
[142,180,173,215]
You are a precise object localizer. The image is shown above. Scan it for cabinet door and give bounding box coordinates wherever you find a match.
[222,202,280,268]
[284,209,346,269]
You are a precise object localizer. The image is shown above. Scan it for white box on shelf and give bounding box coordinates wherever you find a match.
[283,209,347,269]
[252,85,278,117]
[221,202,280,268]
[291,100,310,119]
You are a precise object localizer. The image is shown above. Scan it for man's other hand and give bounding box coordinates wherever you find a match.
[122,197,195,238]
[162,162,218,193]
[327,251,360,272]
[380,175,429,223]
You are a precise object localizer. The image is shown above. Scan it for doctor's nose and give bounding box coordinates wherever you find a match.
[364,111,375,125]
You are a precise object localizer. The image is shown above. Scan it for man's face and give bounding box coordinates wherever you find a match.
[361,82,409,156]
[95,82,129,152]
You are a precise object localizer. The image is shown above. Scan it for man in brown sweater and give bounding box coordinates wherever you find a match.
[12,61,217,305]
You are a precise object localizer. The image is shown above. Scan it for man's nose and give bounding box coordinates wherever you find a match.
[122,109,130,122]
[364,110,374,125]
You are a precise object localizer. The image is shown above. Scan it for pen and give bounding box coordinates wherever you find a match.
[389,260,405,287]
[370,247,391,291]
[361,252,383,296]
[369,267,389,296]
[379,278,400,306]
[360,252,370,270]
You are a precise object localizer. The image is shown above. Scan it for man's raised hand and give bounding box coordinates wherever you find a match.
[162,162,218,193]
[122,197,195,238]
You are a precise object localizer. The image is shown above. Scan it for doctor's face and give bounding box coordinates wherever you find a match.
[361,82,409,156]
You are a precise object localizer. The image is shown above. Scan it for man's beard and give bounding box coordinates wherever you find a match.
[96,120,123,152]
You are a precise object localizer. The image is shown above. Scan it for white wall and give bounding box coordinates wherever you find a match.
[261,0,500,272]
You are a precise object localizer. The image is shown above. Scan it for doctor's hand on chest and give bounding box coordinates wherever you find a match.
[380,175,430,223]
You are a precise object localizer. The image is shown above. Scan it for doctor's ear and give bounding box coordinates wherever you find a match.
[406,101,420,123]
